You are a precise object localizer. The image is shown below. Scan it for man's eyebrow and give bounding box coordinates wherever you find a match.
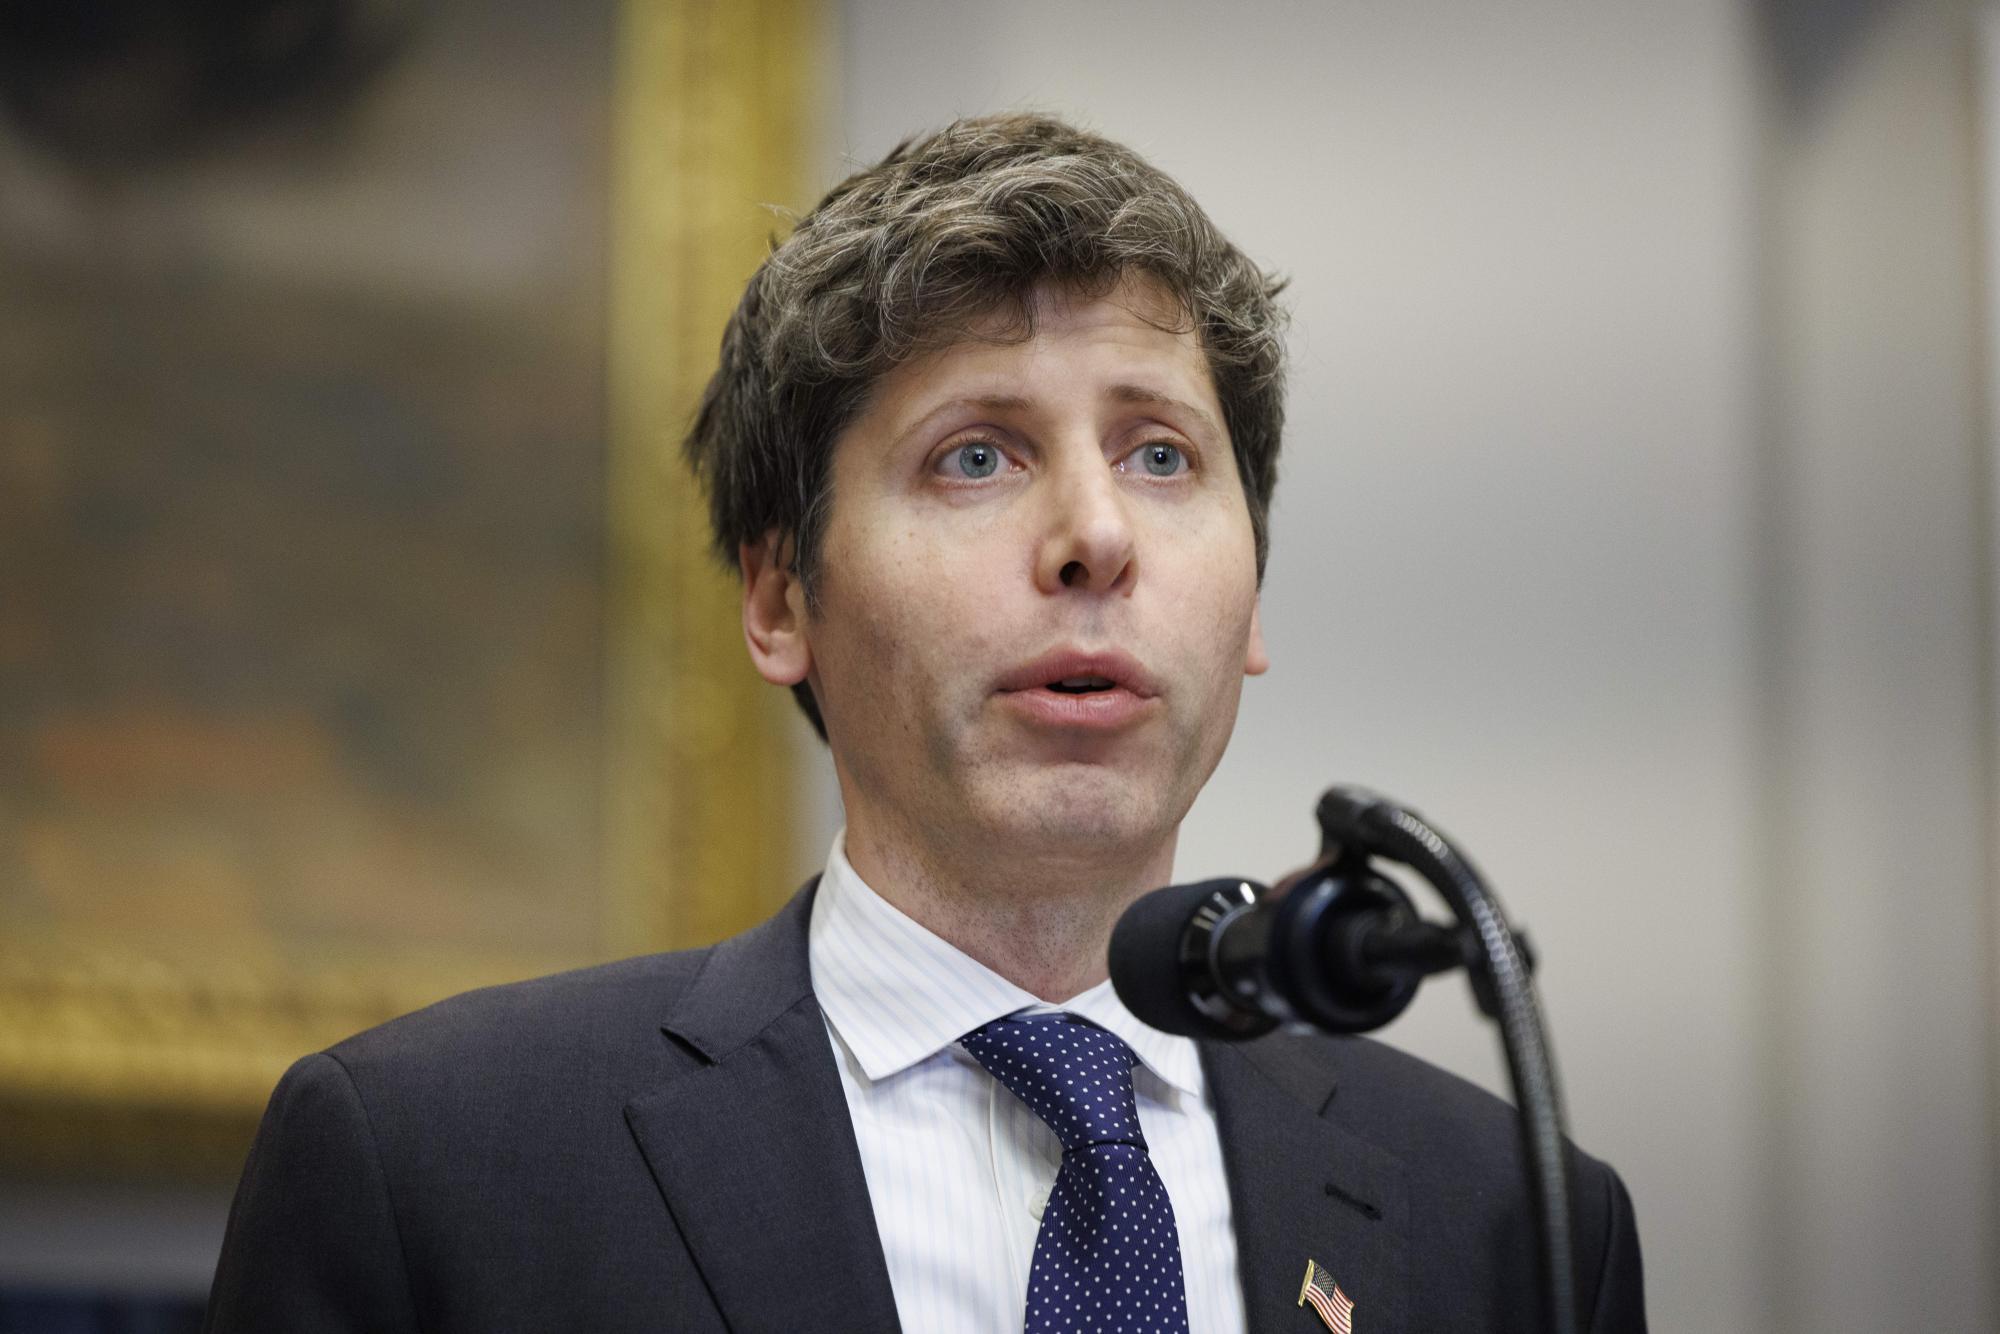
[892,386,1222,446]
[892,394,1036,447]
[1106,384,1224,439]
[959,393,1036,415]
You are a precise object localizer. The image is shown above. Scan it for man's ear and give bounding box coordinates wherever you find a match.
[1244,596,1270,677]
[740,532,812,687]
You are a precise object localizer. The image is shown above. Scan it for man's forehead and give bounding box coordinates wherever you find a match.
[873,295,1221,431]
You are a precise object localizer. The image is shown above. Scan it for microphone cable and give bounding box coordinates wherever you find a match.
[1315,786,1577,1334]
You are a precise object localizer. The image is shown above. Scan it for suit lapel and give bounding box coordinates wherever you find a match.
[1203,1039,1412,1334]
[625,884,902,1334]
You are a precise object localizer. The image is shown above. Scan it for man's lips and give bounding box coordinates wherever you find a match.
[994,649,1161,730]
[993,649,1160,698]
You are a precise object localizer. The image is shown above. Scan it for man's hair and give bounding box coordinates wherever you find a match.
[683,112,1288,738]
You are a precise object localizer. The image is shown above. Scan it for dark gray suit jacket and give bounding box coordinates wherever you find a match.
[204,881,1646,1332]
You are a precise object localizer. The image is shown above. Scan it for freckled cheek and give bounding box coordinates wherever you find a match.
[886,513,1014,608]
[836,536,1008,710]
[1150,507,1258,603]
[1151,528,1260,695]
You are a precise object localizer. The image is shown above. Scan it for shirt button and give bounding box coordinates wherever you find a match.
[1028,1185,1050,1220]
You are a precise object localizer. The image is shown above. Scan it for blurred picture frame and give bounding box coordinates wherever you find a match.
[0,0,813,1178]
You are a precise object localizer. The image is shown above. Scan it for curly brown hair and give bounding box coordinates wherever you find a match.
[684,112,1289,738]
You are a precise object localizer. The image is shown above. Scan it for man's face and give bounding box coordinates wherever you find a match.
[752,275,1268,875]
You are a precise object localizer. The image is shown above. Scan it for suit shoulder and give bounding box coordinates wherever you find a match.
[1244,1026,1510,1114]
[1249,1029,1613,1177]
[1334,1031,1518,1131]
[1237,1031,1645,1327]
[323,947,715,1091]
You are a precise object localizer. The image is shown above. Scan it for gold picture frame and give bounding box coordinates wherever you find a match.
[0,0,815,1179]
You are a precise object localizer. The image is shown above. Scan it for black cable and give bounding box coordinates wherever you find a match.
[1347,796,1577,1334]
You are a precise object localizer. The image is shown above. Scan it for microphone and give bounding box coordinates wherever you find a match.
[1109,786,1576,1334]
[1108,855,1467,1041]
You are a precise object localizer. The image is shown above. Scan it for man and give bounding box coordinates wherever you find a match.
[205,114,1645,1332]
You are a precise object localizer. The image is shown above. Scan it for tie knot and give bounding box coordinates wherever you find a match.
[960,1013,1146,1153]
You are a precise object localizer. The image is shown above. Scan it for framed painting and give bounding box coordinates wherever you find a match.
[0,0,814,1178]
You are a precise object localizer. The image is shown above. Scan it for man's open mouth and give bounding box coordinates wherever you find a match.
[1046,676,1117,694]
[995,650,1157,700]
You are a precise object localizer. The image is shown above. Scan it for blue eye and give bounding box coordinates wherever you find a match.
[948,442,1001,478]
[1138,442,1187,477]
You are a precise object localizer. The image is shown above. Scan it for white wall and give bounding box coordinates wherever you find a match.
[1757,4,1996,1329]
[833,2,1997,1330]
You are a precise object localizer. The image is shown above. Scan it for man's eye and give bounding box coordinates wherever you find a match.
[1136,442,1187,477]
[945,442,1002,479]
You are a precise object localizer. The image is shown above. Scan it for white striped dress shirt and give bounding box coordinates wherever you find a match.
[808,831,1250,1334]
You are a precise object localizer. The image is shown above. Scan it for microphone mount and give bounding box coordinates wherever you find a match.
[1143,787,1577,1334]
[1162,834,1538,1040]
[1309,786,1574,1334]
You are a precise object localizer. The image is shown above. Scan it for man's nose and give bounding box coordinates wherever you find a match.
[1033,449,1137,595]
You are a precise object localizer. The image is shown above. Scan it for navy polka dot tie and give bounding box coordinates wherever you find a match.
[961,1013,1191,1333]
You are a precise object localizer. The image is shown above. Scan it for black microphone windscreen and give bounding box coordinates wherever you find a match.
[1109,879,1246,1039]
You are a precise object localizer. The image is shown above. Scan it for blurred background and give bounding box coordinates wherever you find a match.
[2,1,1996,1332]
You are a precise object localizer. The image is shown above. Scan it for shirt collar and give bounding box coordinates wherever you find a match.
[808,830,1205,1100]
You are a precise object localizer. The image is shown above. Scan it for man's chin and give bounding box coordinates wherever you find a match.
[972,766,1182,860]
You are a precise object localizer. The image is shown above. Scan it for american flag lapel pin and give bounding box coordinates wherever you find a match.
[1297,1258,1356,1333]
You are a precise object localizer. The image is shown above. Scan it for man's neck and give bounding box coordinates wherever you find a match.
[841,818,1177,1003]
